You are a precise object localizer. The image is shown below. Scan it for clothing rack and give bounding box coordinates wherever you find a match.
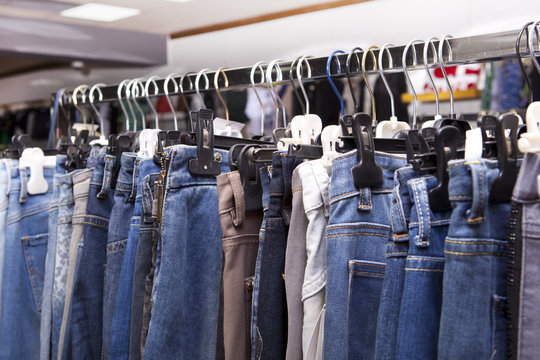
[66,28,538,103]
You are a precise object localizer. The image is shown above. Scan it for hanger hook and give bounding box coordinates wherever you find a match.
[296,55,313,115]
[117,79,131,132]
[402,39,424,129]
[424,37,441,118]
[250,61,266,136]
[89,83,105,137]
[72,84,89,124]
[378,44,396,119]
[195,68,211,110]
[145,76,160,129]
[517,22,534,103]
[528,22,540,84]
[346,47,364,113]
[361,46,379,121]
[131,78,146,130]
[438,35,455,118]
[126,79,138,131]
[289,56,306,115]
[265,59,287,128]
[179,72,194,112]
[214,67,230,121]
[327,50,345,116]
[163,73,179,131]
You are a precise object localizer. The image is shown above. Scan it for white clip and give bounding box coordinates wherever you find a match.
[24,148,49,195]
[321,125,343,168]
[90,135,108,147]
[137,129,160,159]
[375,115,410,138]
[216,122,242,138]
[421,114,443,130]
[464,128,483,160]
[278,114,322,151]
[518,102,540,153]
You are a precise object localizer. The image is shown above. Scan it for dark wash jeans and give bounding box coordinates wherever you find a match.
[438,159,511,360]
[375,166,419,360]
[395,175,451,360]
[324,151,407,360]
[255,152,302,360]
[70,152,116,359]
[143,145,229,360]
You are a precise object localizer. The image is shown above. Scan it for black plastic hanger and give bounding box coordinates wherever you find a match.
[188,109,221,176]
[350,113,383,188]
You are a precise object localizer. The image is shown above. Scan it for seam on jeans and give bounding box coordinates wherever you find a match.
[7,207,50,225]
[372,188,393,191]
[446,239,507,246]
[393,233,408,238]
[107,248,127,255]
[219,206,234,215]
[327,231,389,239]
[266,226,282,229]
[448,160,481,167]
[327,224,389,230]
[28,266,44,279]
[387,251,408,255]
[331,190,359,201]
[85,214,110,222]
[83,221,108,229]
[349,261,385,267]
[409,219,451,226]
[351,270,385,276]
[449,195,472,199]
[445,250,507,256]
[410,179,428,245]
[292,185,302,194]
[467,216,484,223]
[407,256,445,261]
[404,268,444,272]
[222,241,260,250]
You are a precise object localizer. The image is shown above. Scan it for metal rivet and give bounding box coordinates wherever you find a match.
[214,152,222,162]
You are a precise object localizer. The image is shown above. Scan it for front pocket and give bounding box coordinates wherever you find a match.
[22,233,48,312]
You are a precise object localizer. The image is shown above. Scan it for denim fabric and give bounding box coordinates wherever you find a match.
[250,166,272,360]
[509,153,540,359]
[129,172,159,360]
[143,145,229,360]
[0,157,57,359]
[324,151,407,360]
[395,175,451,360]
[110,159,159,359]
[217,171,263,360]
[40,156,66,360]
[284,167,307,360]
[297,159,331,356]
[70,151,116,359]
[0,159,11,322]
[101,152,137,360]
[255,152,302,360]
[438,159,511,360]
[374,165,418,360]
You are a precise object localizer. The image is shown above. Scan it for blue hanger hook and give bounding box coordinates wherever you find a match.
[327,50,345,116]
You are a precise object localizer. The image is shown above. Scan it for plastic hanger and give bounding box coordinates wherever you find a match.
[20,147,48,195]
[375,43,410,137]
[320,124,343,168]
[138,77,161,159]
[214,67,242,138]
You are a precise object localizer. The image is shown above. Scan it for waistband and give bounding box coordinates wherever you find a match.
[512,152,540,204]
[91,152,117,199]
[165,145,230,189]
[297,159,331,217]
[259,165,272,212]
[390,165,422,242]
[72,168,93,198]
[115,152,138,194]
[268,151,303,224]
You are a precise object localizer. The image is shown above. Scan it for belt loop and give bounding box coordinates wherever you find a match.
[97,156,114,199]
[5,159,11,196]
[467,162,489,225]
[409,178,431,247]
[19,168,28,203]
[357,187,372,211]
[227,171,245,227]
[391,176,409,242]
[129,159,140,202]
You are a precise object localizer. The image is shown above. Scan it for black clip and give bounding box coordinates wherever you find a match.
[107,134,131,188]
[478,114,498,159]
[350,113,383,188]
[237,145,266,211]
[489,113,519,202]
[405,129,432,171]
[188,109,221,176]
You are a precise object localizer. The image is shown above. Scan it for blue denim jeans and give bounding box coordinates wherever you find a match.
[129,172,160,360]
[395,175,451,360]
[0,157,57,359]
[438,159,511,360]
[70,151,116,359]
[250,166,271,360]
[110,159,159,359]
[0,159,12,323]
[143,145,229,360]
[101,152,137,360]
[374,166,419,360]
[255,152,302,360]
[324,151,407,360]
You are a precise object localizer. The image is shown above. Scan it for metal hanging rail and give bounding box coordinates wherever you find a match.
[69,28,538,103]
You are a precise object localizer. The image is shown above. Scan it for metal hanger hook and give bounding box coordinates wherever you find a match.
[89,83,105,137]
[438,35,455,118]
[378,44,396,118]
[214,67,230,121]
[250,61,266,135]
[289,56,307,115]
[131,78,146,130]
[296,55,313,115]
[402,39,425,129]
[517,22,534,103]
[125,79,139,131]
[163,73,179,131]
[72,84,89,124]
[326,50,345,116]
[424,37,441,117]
[346,47,364,113]
[117,79,131,131]
[145,76,160,129]
[265,59,287,128]
[179,72,195,112]
[195,68,211,110]
[528,22,540,79]
[361,46,379,121]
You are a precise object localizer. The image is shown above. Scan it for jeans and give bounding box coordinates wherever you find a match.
[250,166,272,360]
[395,175,451,360]
[129,172,159,360]
[297,159,331,356]
[0,157,57,359]
[101,152,137,360]
[324,151,406,360]
[217,171,263,360]
[110,159,159,359]
[507,153,540,359]
[284,167,307,360]
[438,159,511,360]
[70,151,116,359]
[256,152,302,360]
[143,145,229,360]
[0,160,12,323]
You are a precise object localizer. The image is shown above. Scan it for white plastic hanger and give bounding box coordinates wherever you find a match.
[19,147,48,195]
[320,125,343,168]
[138,76,161,159]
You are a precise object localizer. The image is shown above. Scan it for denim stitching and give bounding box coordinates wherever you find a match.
[327,232,388,239]
[445,251,507,256]
[446,239,507,246]
[411,179,428,246]
[327,224,389,230]
[351,270,385,276]
[403,268,444,272]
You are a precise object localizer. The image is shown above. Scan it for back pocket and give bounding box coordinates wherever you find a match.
[22,233,48,312]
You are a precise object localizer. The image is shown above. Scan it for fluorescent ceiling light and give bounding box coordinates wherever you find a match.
[61,3,140,22]
[165,0,193,3]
